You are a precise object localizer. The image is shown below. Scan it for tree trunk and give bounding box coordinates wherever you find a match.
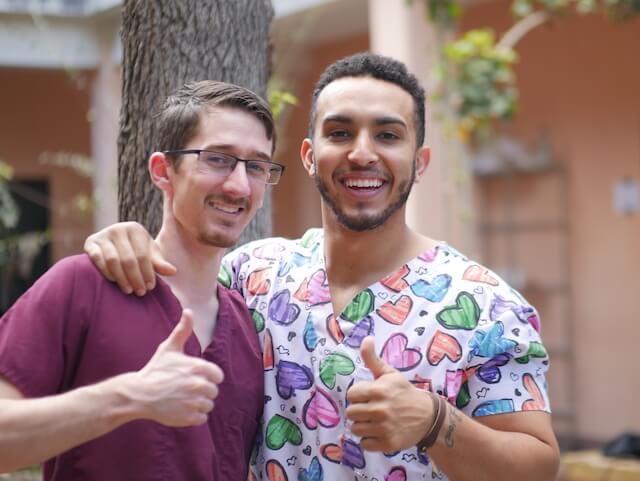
[118,0,274,244]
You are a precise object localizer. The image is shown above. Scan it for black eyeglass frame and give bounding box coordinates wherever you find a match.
[162,149,286,185]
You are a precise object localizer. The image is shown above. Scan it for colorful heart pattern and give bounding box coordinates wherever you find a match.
[253,243,284,260]
[308,269,331,306]
[263,329,274,371]
[251,309,265,333]
[340,438,366,469]
[380,333,422,371]
[248,268,272,296]
[475,352,511,384]
[469,321,517,359]
[277,252,310,277]
[276,360,313,399]
[326,314,344,344]
[490,294,536,324]
[472,399,515,416]
[463,265,498,285]
[436,292,480,330]
[522,373,546,411]
[266,414,303,450]
[217,264,232,288]
[427,330,462,365]
[385,466,407,481]
[319,443,342,464]
[299,457,323,481]
[230,235,549,481]
[381,265,410,292]
[266,459,288,481]
[410,274,452,303]
[341,289,374,323]
[269,290,301,326]
[376,295,413,325]
[303,388,340,429]
[515,341,547,364]
[445,369,464,403]
[319,353,355,389]
[343,316,374,348]
[303,315,319,352]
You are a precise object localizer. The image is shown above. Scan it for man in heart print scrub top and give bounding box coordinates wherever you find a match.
[0,80,283,480]
[84,53,560,481]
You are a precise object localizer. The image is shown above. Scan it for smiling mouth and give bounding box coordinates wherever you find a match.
[206,201,245,214]
[342,178,386,190]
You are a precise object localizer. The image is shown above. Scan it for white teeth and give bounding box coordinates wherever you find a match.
[344,179,383,188]
[210,203,241,213]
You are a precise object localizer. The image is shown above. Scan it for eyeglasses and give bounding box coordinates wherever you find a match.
[163,149,285,185]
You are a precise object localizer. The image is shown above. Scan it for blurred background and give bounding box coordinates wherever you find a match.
[0,0,639,477]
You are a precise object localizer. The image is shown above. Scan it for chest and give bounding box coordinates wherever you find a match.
[189,305,218,350]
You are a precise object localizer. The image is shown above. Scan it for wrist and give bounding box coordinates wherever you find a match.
[416,392,447,453]
[87,372,144,428]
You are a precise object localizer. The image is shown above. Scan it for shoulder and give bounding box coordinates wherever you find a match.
[429,243,539,328]
[45,253,108,280]
[16,254,102,300]
[220,229,323,286]
[227,231,318,260]
[437,244,528,300]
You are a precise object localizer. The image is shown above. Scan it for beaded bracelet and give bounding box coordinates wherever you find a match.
[416,393,447,453]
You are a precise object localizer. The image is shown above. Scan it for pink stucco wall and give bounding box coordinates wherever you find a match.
[461,2,640,442]
[0,68,93,261]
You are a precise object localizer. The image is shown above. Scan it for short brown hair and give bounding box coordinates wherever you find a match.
[156,80,276,167]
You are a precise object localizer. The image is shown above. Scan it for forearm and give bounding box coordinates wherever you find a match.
[0,373,139,473]
[427,406,559,481]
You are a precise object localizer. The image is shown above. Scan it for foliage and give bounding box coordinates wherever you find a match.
[511,0,640,20]
[412,0,640,142]
[0,161,19,232]
[425,0,463,26]
[268,88,298,120]
[444,30,518,141]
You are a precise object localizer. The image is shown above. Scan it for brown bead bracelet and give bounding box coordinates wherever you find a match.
[416,393,447,453]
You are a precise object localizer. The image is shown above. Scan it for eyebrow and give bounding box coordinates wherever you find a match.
[203,144,271,162]
[322,114,407,129]
[375,116,407,129]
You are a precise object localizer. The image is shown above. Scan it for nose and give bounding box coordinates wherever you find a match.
[221,161,252,198]
[347,131,378,166]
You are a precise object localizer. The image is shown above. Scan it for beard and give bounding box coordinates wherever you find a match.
[196,229,238,248]
[314,163,416,232]
[194,195,248,248]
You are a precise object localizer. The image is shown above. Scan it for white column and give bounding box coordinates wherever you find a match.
[368,0,477,256]
[90,23,120,229]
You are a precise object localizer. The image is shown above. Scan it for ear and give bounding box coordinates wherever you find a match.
[300,138,315,177]
[149,152,173,193]
[413,146,431,183]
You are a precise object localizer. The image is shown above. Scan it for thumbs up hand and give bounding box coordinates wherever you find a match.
[121,309,224,427]
[345,336,437,453]
[359,336,396,378]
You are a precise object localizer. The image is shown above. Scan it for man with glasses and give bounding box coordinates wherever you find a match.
[0,80,282,480]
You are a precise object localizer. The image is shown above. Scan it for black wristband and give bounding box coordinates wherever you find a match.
[417,393,447,452]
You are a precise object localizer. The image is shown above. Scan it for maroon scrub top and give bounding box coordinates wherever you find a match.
[0,255,263,481]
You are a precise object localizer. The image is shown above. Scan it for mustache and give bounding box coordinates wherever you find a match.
[333,166,390,179]
[204,194,249,209]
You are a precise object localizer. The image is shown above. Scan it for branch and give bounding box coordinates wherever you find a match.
[497,10,552,50]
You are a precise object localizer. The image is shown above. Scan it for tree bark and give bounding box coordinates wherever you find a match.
[118,0,274,244]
